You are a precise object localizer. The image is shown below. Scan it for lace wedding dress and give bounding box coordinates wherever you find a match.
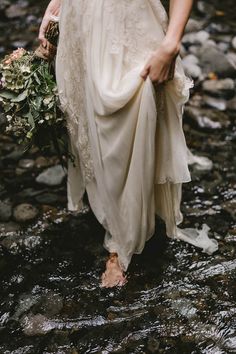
[55,0,218,271]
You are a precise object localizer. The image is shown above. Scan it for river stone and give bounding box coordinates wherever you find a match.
[182,30,210,45]
[182,54,202,79]
[227,97,236,111]
[36,165,66,186]
[35,156,52,168]
[0,199,12,221]
[202,78,235,97]
[18,159,35,170]
[203,95,227,111]
[13,203,39,223]
[0,221,21,234]
[232,36,236,50]
[185,19,203,33]
[197,1,215,18]
[199,43,236,77]
[5,4,27,19]
[185,106,229,129]
[21,313,50,336]
[1,234,42,253]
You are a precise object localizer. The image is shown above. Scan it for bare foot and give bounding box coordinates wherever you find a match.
[100,252,128,288]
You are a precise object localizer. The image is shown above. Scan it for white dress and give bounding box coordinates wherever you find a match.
[55,0,218,271]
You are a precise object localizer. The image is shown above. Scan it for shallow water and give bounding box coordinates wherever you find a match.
[0,1,235,353]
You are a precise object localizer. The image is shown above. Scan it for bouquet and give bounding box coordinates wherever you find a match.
[0,20,74,168]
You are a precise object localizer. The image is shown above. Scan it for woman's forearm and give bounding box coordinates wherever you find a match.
[162,0,194,54]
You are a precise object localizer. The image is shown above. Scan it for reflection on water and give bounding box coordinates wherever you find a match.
[0,0,235,353]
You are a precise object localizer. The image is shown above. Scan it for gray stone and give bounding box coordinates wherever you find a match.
[182,30,209,45]
[18,159,35,170]
[202,78,235,97]
[36,165,67,186]
[182,55,202,79]
[199,43,236,77]
[1,234,42,253]
[13,203,39,223]
[21,313,50,336]
[185,106,230,128]
[197,1,215,18]
[0,221,21,235]
[232,36,236,50]
[0,199,12,222]
[185,19,204,33]
[203,95,227,111]
[227,97,236,111]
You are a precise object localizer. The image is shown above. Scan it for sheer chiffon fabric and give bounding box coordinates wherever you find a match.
[55,0,218,272]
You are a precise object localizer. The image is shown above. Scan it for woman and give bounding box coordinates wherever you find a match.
[38,0,218,288]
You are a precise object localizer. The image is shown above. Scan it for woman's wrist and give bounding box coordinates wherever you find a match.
[160,36,181,57]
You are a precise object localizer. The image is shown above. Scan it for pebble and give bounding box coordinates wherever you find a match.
[227,97,236,111]
[199,43,236,77]
[203,95,227,111]
[0,199,12,222]
[182,54,202,79]
[36,165,67,186]
[0,221,21,234]
[182,30,210,45]
[185,106,230,128]
[185,19,205,33]
[18,159,35,170]
[202,78,235,97]
[232,36,236,50]
[13,203,39,223]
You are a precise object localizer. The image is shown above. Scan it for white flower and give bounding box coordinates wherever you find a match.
[6,115,12,121]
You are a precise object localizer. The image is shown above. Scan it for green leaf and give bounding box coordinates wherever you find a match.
[25,111,35,129]
[0,90,17,99]
[12,90,28,103]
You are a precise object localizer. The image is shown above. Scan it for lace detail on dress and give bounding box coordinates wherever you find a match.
[102,0,165,70]
[56,1,94,184]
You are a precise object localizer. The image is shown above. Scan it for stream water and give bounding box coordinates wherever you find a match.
[0,1,235,353]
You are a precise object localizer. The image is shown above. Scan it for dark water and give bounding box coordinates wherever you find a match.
[0,1,235,353]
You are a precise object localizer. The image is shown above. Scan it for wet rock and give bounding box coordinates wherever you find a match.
[182,30,210,46]
[199,43,236,77]
[227,96,236,111]
[36,165,66,186]
[185,19,204,34]
[182,54,202,79]
[197,1,215,18]
[13,203,39,223]
[5,4,27,19]
[1,233,42,253]
[147,337,160,353]
[203,95,227,111]
[35,192,60,205]
[0,221,21,234]
[21,313,50,336]
[11,293,40,321]
[39,292,63,316]
[11,40,29,49]
[35,156,53,168]
[0,199,12,221]
[222,200,236,221]
[185,106,229,129]
[232,36,236,50]
[171,298,197,319]
[18,159,35,170]
[2,148,25,162]
[202,78,235,97]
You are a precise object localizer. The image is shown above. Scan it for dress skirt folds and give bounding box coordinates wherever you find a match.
[55,0,218,271]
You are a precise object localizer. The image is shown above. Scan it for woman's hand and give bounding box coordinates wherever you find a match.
[38,0,61,60]
[140,39,180,85]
